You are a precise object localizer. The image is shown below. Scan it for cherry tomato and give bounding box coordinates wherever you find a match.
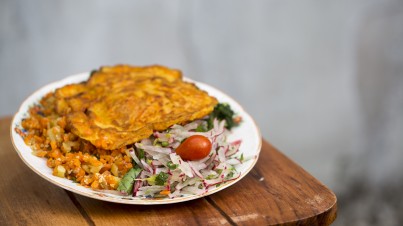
[175,135,212,160]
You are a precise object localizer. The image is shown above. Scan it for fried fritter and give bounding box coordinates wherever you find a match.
[54,65,218,150]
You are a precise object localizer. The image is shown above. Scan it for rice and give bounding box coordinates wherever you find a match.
[18,92,133,190]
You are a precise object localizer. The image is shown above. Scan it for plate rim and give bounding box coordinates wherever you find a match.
[10,72,262,205]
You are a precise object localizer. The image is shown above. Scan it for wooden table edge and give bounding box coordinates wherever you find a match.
[3,116,338,225]
[264,141,338,225]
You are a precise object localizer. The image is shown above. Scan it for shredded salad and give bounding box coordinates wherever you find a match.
[116,116,254,198]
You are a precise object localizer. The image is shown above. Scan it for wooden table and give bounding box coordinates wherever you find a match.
[0,117,337,225]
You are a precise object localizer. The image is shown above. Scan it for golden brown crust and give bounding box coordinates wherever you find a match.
[54,65,217,150]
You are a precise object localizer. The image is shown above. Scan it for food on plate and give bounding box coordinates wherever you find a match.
[116,115,248,198]
[174,135,212,160]
[54,65,218,150]
[16,65,251,198]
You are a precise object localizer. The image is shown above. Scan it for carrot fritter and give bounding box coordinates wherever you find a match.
[54,65,218,150]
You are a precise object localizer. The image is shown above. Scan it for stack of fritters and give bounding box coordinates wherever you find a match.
[54,65,218,150]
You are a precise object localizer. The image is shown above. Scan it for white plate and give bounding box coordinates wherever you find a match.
[11,72,262,204]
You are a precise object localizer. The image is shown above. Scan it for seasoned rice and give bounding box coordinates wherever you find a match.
[17,92,133,190]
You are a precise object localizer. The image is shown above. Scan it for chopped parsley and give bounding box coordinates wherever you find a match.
[147,172,169,186]
[208,103,238,130]
[167,161,178,170]
[155,172,169,186]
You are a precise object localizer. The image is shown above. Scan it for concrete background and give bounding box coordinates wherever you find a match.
[1,1,403,225]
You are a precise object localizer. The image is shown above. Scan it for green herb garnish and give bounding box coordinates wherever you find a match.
[155,172,169,186]
[167,161,178,170]
[208,103,238,130]
[137,148,145,160]
[196,124,208,132]
[225,171,234,180]
[147,172,169,186]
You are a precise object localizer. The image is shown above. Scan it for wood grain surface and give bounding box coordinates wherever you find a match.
[0,117,337,225]
[0,117,88,226]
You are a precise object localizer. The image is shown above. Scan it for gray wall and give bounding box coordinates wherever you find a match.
[1,1,403,224]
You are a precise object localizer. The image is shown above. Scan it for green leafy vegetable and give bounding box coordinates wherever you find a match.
[167,161,178,170]
[155,172,169,186]
[225,171,234,180]
[195,124,208,132]
[137,148,145,160]
[208,103,238,130]
[117,167,142,195]
[146,172,169,186]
